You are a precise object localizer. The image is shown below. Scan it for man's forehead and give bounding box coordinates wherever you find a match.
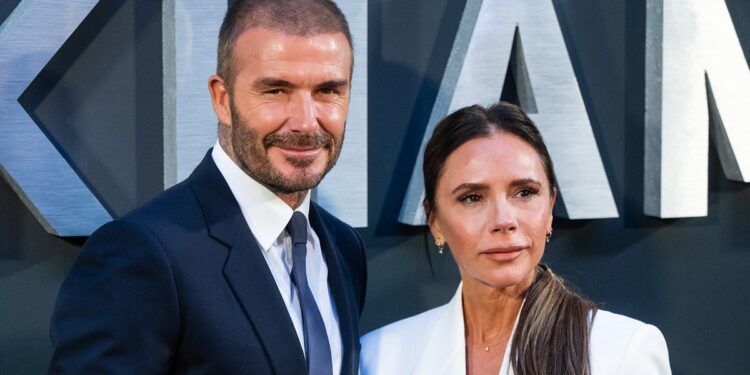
[233,27,353,75]
[236,26,352,52]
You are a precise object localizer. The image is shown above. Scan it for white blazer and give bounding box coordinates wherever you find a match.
[360,285,671,375]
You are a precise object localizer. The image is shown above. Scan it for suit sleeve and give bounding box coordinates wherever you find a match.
[351,228,367,314]
[617,324,672,375]
[48,220,180,374]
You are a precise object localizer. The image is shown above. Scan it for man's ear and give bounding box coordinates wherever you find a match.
[209,75,232,126]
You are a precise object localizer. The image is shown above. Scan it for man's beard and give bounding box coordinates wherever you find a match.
[230,106,343,195]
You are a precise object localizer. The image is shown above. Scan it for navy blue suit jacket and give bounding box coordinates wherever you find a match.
[49,151,367,374]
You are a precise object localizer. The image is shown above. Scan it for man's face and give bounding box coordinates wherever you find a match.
[219,28,352,194]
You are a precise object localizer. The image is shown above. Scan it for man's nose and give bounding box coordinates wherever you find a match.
[288,91,318,132]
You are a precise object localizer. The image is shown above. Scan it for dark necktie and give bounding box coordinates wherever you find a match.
[286,212,333,375]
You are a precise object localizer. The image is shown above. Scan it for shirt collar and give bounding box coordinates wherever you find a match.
[212,141,311,251]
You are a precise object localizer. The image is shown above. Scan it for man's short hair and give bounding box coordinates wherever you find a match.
[217,0,353,90]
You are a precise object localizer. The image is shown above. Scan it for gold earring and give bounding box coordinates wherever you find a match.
[435,239,445,254]
[545,229,552,243]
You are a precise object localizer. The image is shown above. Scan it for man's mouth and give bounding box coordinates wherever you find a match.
[274,145,323,158]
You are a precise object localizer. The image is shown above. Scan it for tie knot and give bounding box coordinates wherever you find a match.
[286,211,308,245]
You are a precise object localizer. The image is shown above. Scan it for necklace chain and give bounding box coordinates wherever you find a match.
[467,339,504,352]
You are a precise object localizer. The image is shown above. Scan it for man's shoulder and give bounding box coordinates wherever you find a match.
[311,201,367,309]
[120,179,202,228]
[86,179,206,247]
[311,202,352,229]
[78,176,220,272]
[311,202,361,244]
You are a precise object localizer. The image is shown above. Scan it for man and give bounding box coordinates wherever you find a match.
[49,1,366,374]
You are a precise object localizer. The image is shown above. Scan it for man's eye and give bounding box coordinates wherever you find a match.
[265,89,286,95]
[319,88,338,95]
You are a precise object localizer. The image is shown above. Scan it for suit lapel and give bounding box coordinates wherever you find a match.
[188,151,307,374]
[411,283,520,375]
[223,229,308,374]
[309,204,359,375]
[412,285,466,375]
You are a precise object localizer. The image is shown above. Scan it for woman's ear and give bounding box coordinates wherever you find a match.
[549,186,557,213]
[428,215,445,245]
[547,187,557,231]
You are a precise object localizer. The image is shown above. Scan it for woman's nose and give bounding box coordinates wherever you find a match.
[491,199,517,233]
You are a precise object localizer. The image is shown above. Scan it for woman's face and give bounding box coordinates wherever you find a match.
[429,132,556,291]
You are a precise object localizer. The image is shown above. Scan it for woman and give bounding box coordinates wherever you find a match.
[360,102,671,374]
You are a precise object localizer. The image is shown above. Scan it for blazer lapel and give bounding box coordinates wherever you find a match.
[412,285,466,375]
[309,203,360,375]
[413,284,523,375]
[223,230,308,374]
[409,282,521,375]
[188,151,307,374]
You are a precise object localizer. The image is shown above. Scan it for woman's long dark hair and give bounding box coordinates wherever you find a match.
[422,101,598,375]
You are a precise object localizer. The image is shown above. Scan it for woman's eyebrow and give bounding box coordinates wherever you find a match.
[451,182,488,194]
[509,178,543,188]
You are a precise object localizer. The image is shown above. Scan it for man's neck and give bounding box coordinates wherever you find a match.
[275,191,308,210]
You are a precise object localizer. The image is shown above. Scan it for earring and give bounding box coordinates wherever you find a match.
[435,239,445,254]
[545,229,553,243]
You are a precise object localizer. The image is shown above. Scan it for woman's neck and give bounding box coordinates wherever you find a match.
[461,278,527,343]
[461,275,535,375]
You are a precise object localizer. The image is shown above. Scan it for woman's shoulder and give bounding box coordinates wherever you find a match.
[363,303,445,340]
[589,309,672,374]
[360,304,449,375]
[360,303,446,351]
[591,309,655,338]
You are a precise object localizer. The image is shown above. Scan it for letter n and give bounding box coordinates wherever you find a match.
[645,0,750,218]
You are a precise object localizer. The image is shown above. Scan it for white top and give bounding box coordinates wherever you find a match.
[360,284,672,375]
[212,142,342,374]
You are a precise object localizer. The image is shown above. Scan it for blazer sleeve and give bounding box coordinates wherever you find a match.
[350,227,367,314]
[334,222,367,314]
[616,324,672,375]
[48,220,180,374]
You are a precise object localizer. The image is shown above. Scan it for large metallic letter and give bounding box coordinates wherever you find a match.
[645,0,750,218]
[162,0,225,188]
[163,0,368,227]
[399,0,618,225]
[315,0,368,227]
[0,0,108,236]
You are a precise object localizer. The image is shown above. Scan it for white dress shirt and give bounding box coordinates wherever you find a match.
[212,142,342,374]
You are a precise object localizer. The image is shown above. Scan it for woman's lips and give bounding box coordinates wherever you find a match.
[480,246,525,261]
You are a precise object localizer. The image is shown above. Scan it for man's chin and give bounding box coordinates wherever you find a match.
[263,154,337,193]
[269,177,322,194]
[269,167,327,192]
[273,154,329,174]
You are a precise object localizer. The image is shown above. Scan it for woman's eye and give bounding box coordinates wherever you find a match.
[517,188,539,198]
[458,193,483,204]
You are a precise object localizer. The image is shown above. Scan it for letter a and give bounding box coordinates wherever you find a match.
[399,0,618,225]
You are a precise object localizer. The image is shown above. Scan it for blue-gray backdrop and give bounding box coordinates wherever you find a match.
[1,0,749,374]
